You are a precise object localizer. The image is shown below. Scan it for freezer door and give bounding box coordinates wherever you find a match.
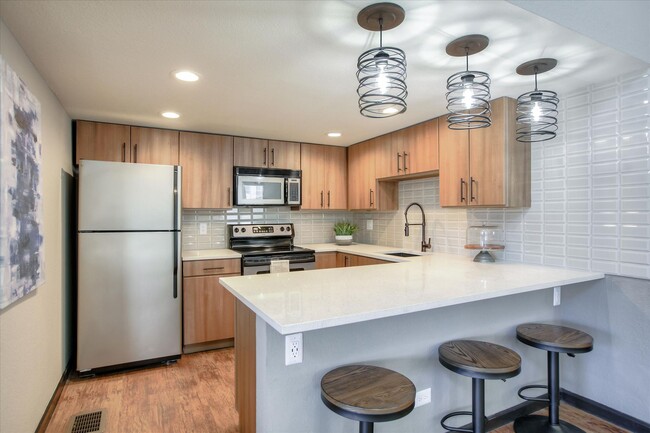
[77,231,181,371]
[79,160,180,231]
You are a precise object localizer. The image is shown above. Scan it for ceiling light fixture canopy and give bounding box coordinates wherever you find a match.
[515,58,559,142]
[356,2,407,118]
[445,34,491,130]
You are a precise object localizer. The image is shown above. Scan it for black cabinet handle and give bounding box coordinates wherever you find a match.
[470,177,477,203]
[396,152,402,172]
[403,151,408,172]
[122,143,126,162]
[133,143,138,163]
[327,191,331,208]
[227,187,231,207]
[271,148,275,166]
[460,178,466,202]
[263,148,267,166]
[320,191,324,208]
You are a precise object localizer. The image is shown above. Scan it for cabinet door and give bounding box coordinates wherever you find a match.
[315,252,337,269]
[183,275,236,345]
[234,137,269,168]
[439,124,470,207]
[76,121,131,164]
[356,255,390,266]
[347,139,375,210]
[374,134,394,179]
[469,98,507,206]
[300,143,324,209]
[180,132,234,209]
[324,146,348,209]
[130,127,179,165]
[336,253,359,268]
[408,118,439,173]
[269,140,301,170]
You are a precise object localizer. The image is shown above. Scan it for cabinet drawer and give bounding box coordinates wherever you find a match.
[183,258,240,277]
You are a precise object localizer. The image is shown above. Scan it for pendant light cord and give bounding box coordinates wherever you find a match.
[534,65,539,91]
[465,47,469,71]
[379,17,383,48]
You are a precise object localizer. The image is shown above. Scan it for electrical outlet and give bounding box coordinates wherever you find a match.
[285,333,303,365]
[199,222,208,235]
[553,286,561,306]
[414,388,431,408]
[366,219,373,230]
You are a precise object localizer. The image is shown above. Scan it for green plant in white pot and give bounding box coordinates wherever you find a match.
[333,221,358,245]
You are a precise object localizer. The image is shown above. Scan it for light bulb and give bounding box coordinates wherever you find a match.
[462,86,474,109]
[377,68,389,94]
[383,107,399,114]
[531,101,542,122]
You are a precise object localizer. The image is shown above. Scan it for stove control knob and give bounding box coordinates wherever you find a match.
[241,228,246,233]
[234,228,239,233]
[286,226,291,232]
[280,227,285,232]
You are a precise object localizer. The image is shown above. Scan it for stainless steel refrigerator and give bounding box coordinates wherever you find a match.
[77,160,181,374]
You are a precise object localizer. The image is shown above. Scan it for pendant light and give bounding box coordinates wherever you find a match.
[445,35,491,129]
[515,58,559,142]
[356,3,407,118]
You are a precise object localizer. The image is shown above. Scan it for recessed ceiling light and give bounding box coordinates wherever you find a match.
[327,132,342,138]
[162,111,180,119]
[174,70,199,82]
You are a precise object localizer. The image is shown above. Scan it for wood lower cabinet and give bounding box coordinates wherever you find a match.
[336,252,389,267]
[315,252,337,269]
[234,137,301,170]
[439,97,530,208]
[76,121,179,165]
[75,120,131,164]
[183,258,241,352]
[180,132,234,209]
[301,144,347,210]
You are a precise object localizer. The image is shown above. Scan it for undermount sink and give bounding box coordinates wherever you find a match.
[384,252,421,258]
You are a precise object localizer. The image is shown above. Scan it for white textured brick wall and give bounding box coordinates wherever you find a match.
[183,68,649,279]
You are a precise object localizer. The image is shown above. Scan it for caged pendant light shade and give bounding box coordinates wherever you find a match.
[515,58,559,142]
[356,3,407,118]
[445,35,492,130]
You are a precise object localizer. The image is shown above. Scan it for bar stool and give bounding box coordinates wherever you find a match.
[439,340,521,433]
[320,364,415,433]
[514,323,593,433]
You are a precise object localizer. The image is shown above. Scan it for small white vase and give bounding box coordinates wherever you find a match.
[335,235,353,245]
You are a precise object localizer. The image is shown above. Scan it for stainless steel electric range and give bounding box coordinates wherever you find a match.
[227,223,315,276]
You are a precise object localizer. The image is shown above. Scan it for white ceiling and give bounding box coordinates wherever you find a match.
[1,1,648,146]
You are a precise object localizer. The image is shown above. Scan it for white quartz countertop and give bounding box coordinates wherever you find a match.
[182,249,241,261]
[220,243,604,335]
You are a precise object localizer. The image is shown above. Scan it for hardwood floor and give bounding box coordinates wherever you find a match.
[493,404,631,433]
[45,348,628,433]
[45,349,238,433]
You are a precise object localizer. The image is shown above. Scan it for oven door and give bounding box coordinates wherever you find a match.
[235,175,285,206]
[243,261,315,276]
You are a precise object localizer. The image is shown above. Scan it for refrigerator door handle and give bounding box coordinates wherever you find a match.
[173,166,181,299]
[173,231,180,299]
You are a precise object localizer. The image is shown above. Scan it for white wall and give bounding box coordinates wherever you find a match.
[0,20,73,433]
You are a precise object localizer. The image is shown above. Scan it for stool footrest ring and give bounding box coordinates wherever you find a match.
[441,410,487,433]
[517,384,550,403]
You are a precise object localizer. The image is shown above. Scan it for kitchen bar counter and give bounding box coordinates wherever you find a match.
[220,243,603,335]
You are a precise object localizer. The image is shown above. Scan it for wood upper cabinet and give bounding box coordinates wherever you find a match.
[386,118,439,177]
[182,258,240,348]
[439,97,530,208]
[130,127,179,165]
[76,121,131,164]
[300,144,347,210]
[347,138,398,211]
[234,137,301,170]
[180,132,234,209]
[76,121,179,166]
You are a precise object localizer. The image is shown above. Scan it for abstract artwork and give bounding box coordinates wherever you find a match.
[0,55,44,309]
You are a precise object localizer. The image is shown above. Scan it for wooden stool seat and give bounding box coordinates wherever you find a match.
[321,365,415,432]
[439,340,522,380]
[439,340,521,433]
[516,323,593,353]
[514,323,594,433]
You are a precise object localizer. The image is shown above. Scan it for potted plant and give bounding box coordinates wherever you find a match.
[333,221,358,245]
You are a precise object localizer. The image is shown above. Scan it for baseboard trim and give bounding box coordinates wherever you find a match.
[35,359,72,433]
[561,388,650,433]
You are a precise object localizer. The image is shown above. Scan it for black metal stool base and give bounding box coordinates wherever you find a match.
[514,415,586,433]
[359,420,373,433]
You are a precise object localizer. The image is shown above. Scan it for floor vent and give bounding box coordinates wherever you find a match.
[68,410,106,433]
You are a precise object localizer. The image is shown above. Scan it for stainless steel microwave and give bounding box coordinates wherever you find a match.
[233,167,301,206]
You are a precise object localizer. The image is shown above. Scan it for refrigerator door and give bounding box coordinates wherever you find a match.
[79,160,180,231]
[77,231,181,371]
